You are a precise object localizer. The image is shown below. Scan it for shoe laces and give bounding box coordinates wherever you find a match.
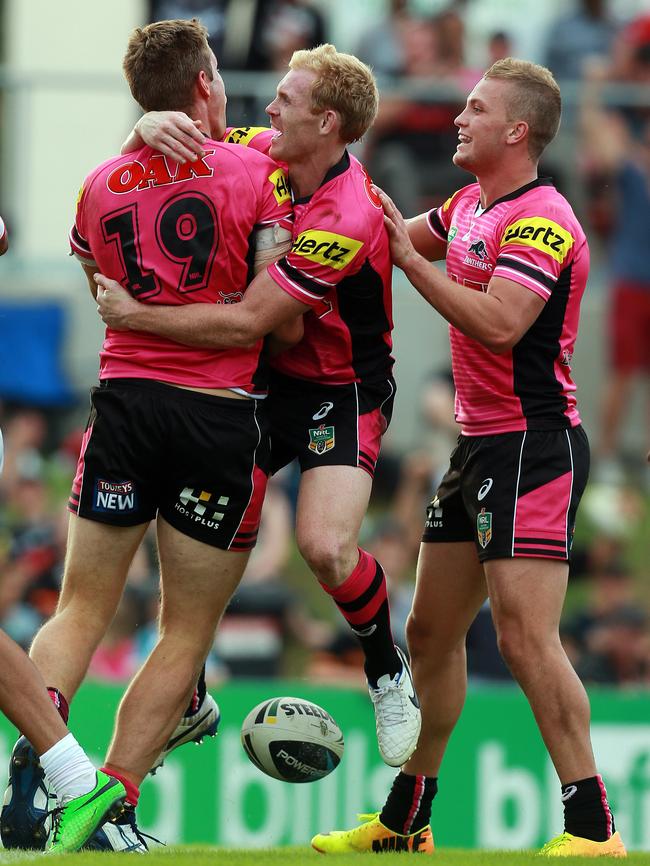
[118,805,165,848]
[539,832,572,854]
[356,812,380,824]
[370,672,410,726]
[47,806,64,845]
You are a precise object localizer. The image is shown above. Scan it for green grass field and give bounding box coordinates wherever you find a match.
[1,847,647,865]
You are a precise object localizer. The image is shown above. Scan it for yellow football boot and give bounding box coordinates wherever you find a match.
[539,831,627,857]
[311,812,434,854]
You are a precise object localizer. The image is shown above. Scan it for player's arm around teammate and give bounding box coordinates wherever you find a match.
[313,59,623,857]
[97,45,422,772]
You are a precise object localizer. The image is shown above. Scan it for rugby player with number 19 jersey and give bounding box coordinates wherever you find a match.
[9,20,295,851]
[312,59,624,858]
[96,45,421,769]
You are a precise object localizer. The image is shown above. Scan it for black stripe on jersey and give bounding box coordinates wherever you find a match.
[496,255,557,292]
[515,536,566,547]
[71,225,92,254]
[513,546,566,558]
[482,177,554,215]
[511,263,572,427]
[359,448,375,464]
[276,258,329,299]
[336,559,384,613]
[428,209,448,240]
[336,259,393,384]
[358,457,376,476]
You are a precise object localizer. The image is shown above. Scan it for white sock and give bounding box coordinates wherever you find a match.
[39,733,98,804]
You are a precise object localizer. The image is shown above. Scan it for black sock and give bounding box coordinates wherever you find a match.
[562,775,615,841]
[183,665,207,717]
[380,771,438,835]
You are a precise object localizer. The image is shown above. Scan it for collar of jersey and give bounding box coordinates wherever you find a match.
[293,150,351,205]
[478,176,554,215]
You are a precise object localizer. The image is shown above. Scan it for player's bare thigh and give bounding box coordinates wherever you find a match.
[156,515,250,644]
[294,465,373,585]
[484,555,569,648]
[408,541,487,652]
[56,513,149,614]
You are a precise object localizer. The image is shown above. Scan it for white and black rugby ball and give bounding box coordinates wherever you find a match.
[241,696,344,783]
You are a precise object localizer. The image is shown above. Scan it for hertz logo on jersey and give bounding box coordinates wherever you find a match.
[500,218,575,263]
[224,126,269,146]
[291,230,363,270]
[268,168,290,204]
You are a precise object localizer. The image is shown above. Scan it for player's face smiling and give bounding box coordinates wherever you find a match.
[266,68,322,164]
[453,77,513,175]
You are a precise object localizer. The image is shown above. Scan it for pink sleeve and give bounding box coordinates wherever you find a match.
[267,220,366,311]
[69,178,96,266]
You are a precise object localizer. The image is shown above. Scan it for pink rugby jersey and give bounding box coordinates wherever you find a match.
[427,178,589,435]
[223,128,394,385]
[70,141,293,395]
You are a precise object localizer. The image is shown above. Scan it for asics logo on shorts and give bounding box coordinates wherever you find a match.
[477,478,493,500]
[312,402,334,420]
[561,785,578,802]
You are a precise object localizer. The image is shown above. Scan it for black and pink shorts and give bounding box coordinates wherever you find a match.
[69,379,269,551]
[422,426,590,562]
[267,371,396,478]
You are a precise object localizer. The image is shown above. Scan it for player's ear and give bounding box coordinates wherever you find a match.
[196,69,211,101]
[321,109,338,135]
[508,120,528,146]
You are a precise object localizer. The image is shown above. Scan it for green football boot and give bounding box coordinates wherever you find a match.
[46,771,125,853]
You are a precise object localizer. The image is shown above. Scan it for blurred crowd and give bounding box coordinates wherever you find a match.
[0,0,648,689]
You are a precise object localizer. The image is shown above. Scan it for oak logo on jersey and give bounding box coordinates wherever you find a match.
[224,127,269,146]
[93,479,137,513]
[175,487,229,529]
[106,151,215,195]
[500,217,574,263]
[448,225,458,243]
[268,168,291,204]
[308,424,335,455]
[477,507,492,549]
[291,230,363,271]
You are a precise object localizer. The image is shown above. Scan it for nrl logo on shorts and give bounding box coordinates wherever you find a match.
[477,507,492,548]
[308,424,335,455]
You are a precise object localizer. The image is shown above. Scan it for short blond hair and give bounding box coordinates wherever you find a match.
[289,44,378,143]
[484,58,561,159]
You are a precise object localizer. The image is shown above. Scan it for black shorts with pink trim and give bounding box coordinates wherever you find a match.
[69,379,269,551]
[422,426,590,562]
[267,371,396,477]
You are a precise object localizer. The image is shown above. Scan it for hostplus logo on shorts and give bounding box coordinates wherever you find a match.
[93,479,137,513]
[176,487,229,530]
[425,496,443,528]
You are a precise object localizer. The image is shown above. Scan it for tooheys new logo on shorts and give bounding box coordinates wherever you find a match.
[500,217,575,263]
[93,479,137,513]
[291,230,363,270]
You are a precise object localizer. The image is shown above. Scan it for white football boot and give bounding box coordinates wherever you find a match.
[149,692,220,775]
[369,646,421,767]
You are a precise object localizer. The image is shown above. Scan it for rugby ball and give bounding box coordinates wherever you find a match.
[241,696,344,783]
